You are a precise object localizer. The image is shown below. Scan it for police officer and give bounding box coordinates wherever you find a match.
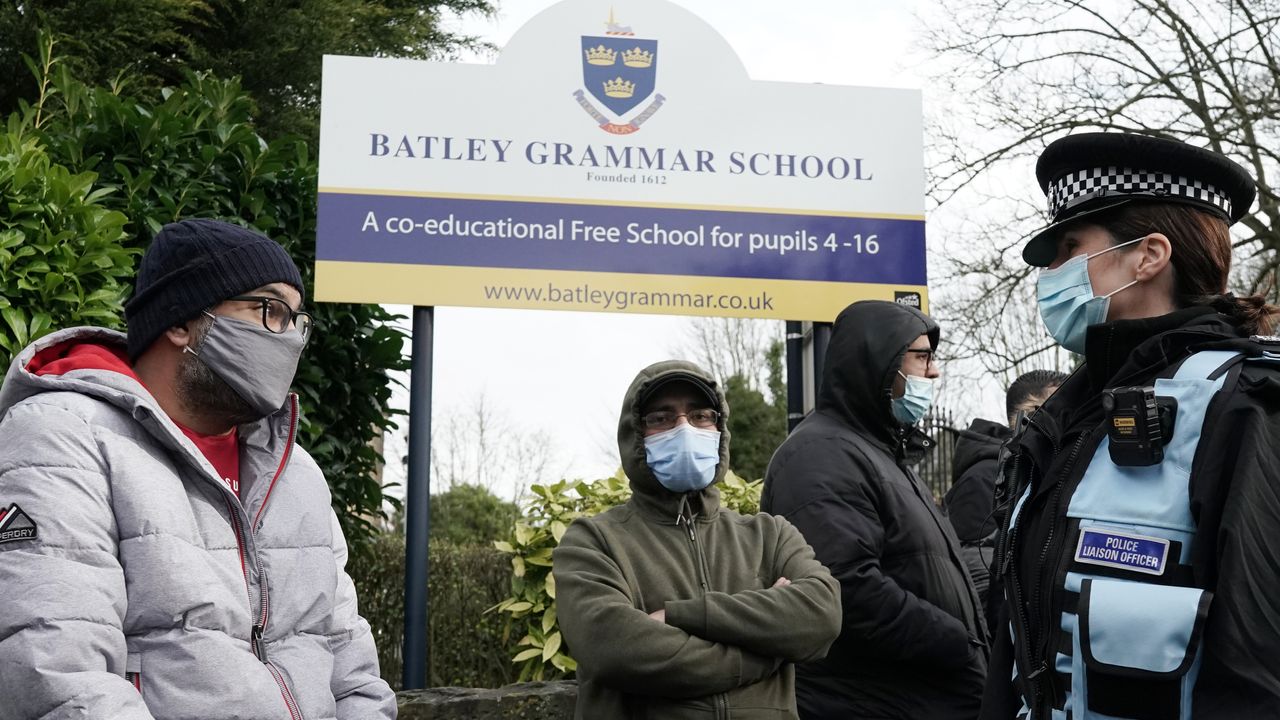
[981,133,1280,720]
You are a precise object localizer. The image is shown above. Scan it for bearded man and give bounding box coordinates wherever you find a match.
[0,219,395,720]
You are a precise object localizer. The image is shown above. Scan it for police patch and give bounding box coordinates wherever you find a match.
[0,503,38,544]
[1074,527,1168,575]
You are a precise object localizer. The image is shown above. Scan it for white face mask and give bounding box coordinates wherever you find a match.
[1036,236,1144,354]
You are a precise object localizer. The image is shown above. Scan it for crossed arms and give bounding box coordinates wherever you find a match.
[552,515,841,698]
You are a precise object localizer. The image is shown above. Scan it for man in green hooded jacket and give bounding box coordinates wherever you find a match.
[553,360,842,720]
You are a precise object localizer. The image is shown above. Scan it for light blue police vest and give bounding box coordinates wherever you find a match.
[1009,350,1240,720]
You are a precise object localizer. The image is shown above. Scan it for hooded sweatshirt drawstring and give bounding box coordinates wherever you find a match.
[675,493,695,527]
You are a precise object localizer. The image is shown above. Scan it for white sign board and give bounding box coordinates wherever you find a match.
[317,0,927,319]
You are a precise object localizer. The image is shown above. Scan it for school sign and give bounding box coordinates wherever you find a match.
[316,0,927,320]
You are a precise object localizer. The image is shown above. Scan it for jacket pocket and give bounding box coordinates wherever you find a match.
[913,553,973,625]
[1073,578,1211,720]
[125,652,142,694]
[722,666,796,717]
[641,696,715,719]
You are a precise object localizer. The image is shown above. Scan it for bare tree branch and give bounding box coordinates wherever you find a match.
[921,0,1280,392]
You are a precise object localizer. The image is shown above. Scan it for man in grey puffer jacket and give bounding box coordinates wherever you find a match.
[0,219,396,719]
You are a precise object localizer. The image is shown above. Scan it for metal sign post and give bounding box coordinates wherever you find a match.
[785,321,805,431]
[402,305,434,689]
[787,320,832,433]
[812,322,831,397]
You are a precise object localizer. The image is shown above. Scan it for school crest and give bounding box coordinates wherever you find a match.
[573,10,665,134]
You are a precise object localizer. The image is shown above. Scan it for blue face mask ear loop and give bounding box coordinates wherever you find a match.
[1085,235,1147,303]
[1080,234,1146,266]
[1099,278,1139,302]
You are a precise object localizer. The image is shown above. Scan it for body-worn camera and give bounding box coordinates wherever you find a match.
[1102,386,1177,466]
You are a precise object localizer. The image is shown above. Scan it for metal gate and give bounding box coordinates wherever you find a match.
[917,407,959,503]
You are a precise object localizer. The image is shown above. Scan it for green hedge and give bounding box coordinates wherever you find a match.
[0,115,135,357]
[354,474,764,689]
[352,533,513,690]
[0,38,408,557]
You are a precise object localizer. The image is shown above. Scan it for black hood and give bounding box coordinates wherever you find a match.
[951,418,1009,484]
[817,300,940,445]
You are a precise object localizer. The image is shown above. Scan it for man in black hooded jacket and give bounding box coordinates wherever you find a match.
[944,417,1010,628]
[945,370,1066,637]
[762,300,987,719]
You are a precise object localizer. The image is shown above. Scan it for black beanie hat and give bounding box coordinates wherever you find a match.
[125,219,305,360]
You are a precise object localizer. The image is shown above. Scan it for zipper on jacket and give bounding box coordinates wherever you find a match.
[1006,549,1042,711]
[252,625,267,662]
[256,561,302,720]
[1027,426,1096,715]
[994,451,1023,580]
[679,512,709,592]
[256,398,303,720]
[256,563,271,652]
[254,396,299,533]
[1005,415,1063,715]
[223,397,304,720]
[226,495,299,719]
[225,496,251,594]
[1008,424,1093,716]
[250,563,272,662]
[677,502,728,720]
[268,662,304,720]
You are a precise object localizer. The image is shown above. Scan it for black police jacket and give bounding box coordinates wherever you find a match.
[764,301,987,720]
[982,307,1280,719]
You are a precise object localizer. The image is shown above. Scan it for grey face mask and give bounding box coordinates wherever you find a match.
[185,313,306,419]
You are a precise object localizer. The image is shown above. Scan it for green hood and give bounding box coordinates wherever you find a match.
[617,360,731,520]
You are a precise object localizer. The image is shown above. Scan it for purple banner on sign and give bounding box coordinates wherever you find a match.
[317,192,927,285]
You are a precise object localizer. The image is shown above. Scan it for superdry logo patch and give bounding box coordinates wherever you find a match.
[0,503,37,544]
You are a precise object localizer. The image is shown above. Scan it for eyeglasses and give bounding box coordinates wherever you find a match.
[229,295,314,342]
[641,408,721,431]
[905,348,936,368]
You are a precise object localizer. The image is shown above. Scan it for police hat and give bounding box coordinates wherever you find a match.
[1022,133,1256,266]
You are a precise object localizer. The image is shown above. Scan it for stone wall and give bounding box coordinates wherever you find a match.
[397,681,577,720]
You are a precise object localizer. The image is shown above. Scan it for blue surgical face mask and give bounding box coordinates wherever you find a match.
[891,370,934,425]
[1036,237,1144,354]
[643,423,721,493]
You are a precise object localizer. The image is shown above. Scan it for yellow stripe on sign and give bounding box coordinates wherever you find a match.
[315,261,930,321]
[317,187,927,222]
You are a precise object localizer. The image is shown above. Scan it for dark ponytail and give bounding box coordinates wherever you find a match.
[1198,293,1279,336]
[1098,203,1280,335]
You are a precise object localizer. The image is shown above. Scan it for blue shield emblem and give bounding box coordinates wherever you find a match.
[580,36,658,117]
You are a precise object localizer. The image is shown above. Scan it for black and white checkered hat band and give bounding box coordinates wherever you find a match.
[1047,166,1232,219]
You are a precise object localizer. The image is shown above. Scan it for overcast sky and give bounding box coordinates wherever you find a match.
[378,0,1007,502]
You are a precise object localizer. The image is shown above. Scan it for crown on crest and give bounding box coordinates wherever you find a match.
[603,77,635,98]
[621,47,653,68]
[585,45,617,65]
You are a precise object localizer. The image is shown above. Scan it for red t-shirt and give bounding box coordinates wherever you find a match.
[29,342,241,496]
[176,424,241,497]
